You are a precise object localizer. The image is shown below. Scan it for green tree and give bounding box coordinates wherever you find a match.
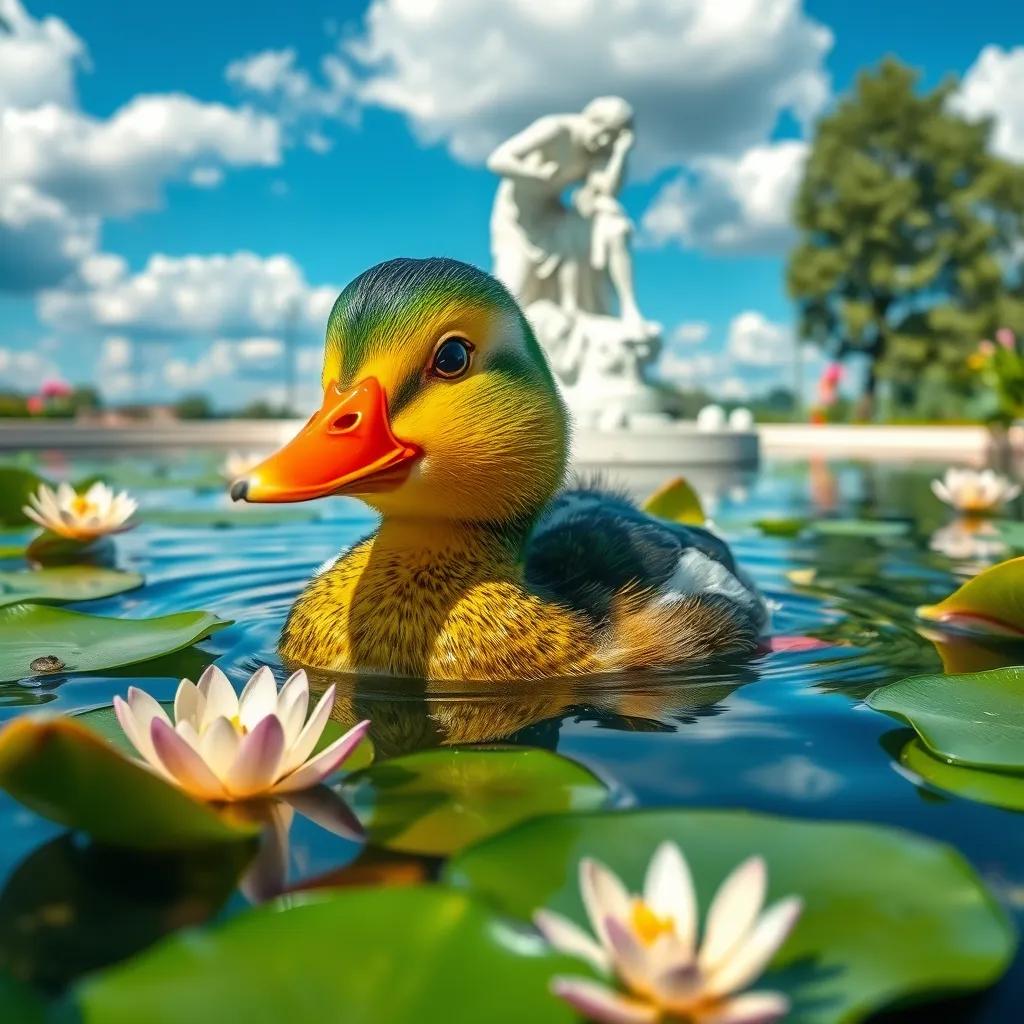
[787,58,1024,418]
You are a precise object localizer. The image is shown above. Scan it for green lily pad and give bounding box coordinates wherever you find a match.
[445,809,1015,1024]
[0,834,252,991]
[0,975,44,1024]
[0,467,48,527]
[0,716,259,849]
[917,556,1024,637]
[867,667,1024,770]
[0,566,142,607]
[755,517,809,537]
[899,737,1024,811]
[812,518,910,538]
[77,703,375,773]
[342,747,608,856]
[641,476,705,525]
[25,531,117,567]
[994,520,1024,550]
[72,886,582,1024]
[0,604,231,683]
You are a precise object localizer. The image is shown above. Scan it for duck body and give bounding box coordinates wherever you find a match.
[236,257,766,682]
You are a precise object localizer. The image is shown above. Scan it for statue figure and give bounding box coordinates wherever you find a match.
[487,98,666,426]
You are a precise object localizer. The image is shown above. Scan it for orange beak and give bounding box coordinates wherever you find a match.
[231,377,419,503]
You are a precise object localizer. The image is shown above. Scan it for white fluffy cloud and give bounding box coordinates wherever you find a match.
[226,47,357,145]
[0,344,59,389]
[39,251,337,342]
[0,0,85,110]
[351,0,831,170]
[953,45,1024,163]
[726,310,793,365]
[643,141,807,253]
[670,321,711,346]
[0,2,282,293]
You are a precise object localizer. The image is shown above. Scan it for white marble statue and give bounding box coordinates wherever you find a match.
[488,97,666,426]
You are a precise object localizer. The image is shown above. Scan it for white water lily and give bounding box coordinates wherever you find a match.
[536,842,802,1024]
[931,468,1020,514]
[221,451,265,482]
[114,665,370,801]
[22,481,137,540]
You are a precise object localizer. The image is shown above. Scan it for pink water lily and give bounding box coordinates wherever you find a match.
[536,841,802,1024]
[114,665,369,801]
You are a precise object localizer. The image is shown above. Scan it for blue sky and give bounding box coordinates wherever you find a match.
[1,0,1022,408]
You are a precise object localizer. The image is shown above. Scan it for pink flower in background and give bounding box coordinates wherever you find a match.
[26,396,44,415]
[995,328,1016,351]
[821,363,843,387]
[40,378,72,398]
[978,340,996,356]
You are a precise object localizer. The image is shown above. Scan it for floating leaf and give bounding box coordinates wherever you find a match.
[0,716,259,849]
[812,518,910,538]
[0,566,142,608]
[25,531,116,567]
[0,975,44,1024]
[867,667,1024,770]
[446,809,1015,1024]
[72,886,582,1024]
[342,747,607,856]
[755,517,808,537]
[641,476,705,525]
[76,703,374,772]
[898,737,1024,812]
[0,467,47,527]
[0,604,231,683]
[994,520,1024,550]
[917,556,1024,637]
[0,834,251,991]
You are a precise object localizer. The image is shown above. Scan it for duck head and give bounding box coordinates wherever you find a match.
[233,257,568,526]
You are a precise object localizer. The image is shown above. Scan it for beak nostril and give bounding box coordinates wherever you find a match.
[229,479,249,502]
[332,412,361,432]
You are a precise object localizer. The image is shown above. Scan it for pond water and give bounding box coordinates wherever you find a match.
[1,450,1023,1019]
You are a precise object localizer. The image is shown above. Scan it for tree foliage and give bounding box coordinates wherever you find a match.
[787,59,1024,415]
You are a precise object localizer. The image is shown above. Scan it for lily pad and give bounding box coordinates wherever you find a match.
[25,531,116,567]
[0,833,252,991]
[445,809,1015,1024]
[812,518,910,538]
[0,467,47,527]
[0,716,259,849]
[342,747,608,856]
[899,737,1024,812]
[0,566,143,607]
[641,476,705,525]
[72,886,582,1024]
[0,604,231,682]
[755,517,808,537]
[77,703,375,773]
[867,667,1024,770]
[917,556,1024,637]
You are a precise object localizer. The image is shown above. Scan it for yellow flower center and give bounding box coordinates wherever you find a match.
[71,495,96,517]
[630,900,675,946]
[228,714,248,736]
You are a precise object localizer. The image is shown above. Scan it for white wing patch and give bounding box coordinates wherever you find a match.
[656,549,770,633]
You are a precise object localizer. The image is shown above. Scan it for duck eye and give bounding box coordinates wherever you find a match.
[431,337,473,379]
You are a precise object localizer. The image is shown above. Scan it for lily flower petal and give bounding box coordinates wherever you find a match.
[698,991,790,1024]
[270,718,369,795]
[150,717,227,799]
[705,897,802,998]
[224,714,286,797]
[173,678,204,730]
[699,856,767,973]
[278,684,336,776]
[199,715,241,777]
[534,910,610,975]
[551,977,658,1024]
[238,665,278,730]
[581,857,632,950]
[643,840,697,955]
[198,666,239,729]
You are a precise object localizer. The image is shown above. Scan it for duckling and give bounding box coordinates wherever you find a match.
[233,257,766,681]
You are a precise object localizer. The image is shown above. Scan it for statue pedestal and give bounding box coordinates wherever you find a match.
[525,302,667,428]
